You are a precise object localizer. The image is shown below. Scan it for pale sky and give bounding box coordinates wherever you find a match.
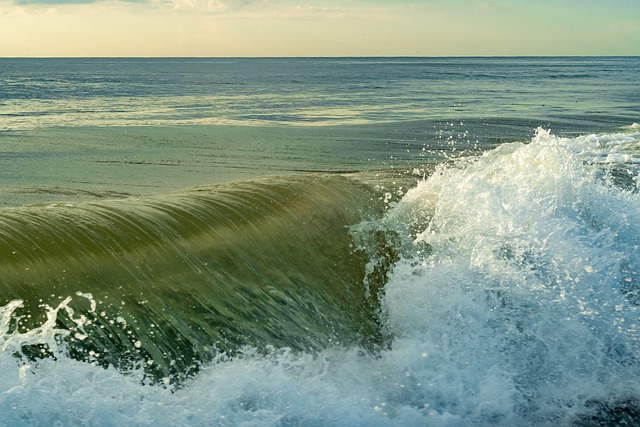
[1,0,639,57]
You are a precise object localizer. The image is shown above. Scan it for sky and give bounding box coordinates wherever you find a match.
[1,0,639,57]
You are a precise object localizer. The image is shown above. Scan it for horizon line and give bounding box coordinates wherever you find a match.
[2,54,639,59]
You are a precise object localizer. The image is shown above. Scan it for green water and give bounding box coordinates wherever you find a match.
[0,174,393,382]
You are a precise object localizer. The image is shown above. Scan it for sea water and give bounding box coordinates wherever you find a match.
[1,57,640,425]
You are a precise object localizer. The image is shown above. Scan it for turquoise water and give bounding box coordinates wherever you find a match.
[1,57,640,425]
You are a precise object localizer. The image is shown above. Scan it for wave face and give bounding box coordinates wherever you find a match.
[2,127,640,425]
[0,174,386,383]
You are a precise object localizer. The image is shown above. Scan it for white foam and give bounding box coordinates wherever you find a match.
[557,127,640,165]
[381,126,640,422]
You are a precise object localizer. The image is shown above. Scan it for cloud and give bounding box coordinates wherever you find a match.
[13,0,145,4]
[169,0,269,13]
[15,0,98,4]
[2,0,260,14]
[476,2,494,10]
[275,4,353,19]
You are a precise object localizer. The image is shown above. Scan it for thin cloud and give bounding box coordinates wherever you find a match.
[277,2,427,20]
[169,0,269,13]
[14,0,145,4]
[276,5,353,19]
[476,2,495,10]
[15,0,98,4]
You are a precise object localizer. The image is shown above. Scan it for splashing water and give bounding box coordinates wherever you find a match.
[379,127,640,424]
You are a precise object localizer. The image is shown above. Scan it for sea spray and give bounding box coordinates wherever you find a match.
[377,127,640,423]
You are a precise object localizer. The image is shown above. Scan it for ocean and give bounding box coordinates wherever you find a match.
[0,56,639,425]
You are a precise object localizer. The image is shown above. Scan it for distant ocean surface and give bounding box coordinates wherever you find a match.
[1,57,640,425]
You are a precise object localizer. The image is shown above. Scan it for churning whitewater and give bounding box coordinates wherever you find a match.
[1,127,640,425]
